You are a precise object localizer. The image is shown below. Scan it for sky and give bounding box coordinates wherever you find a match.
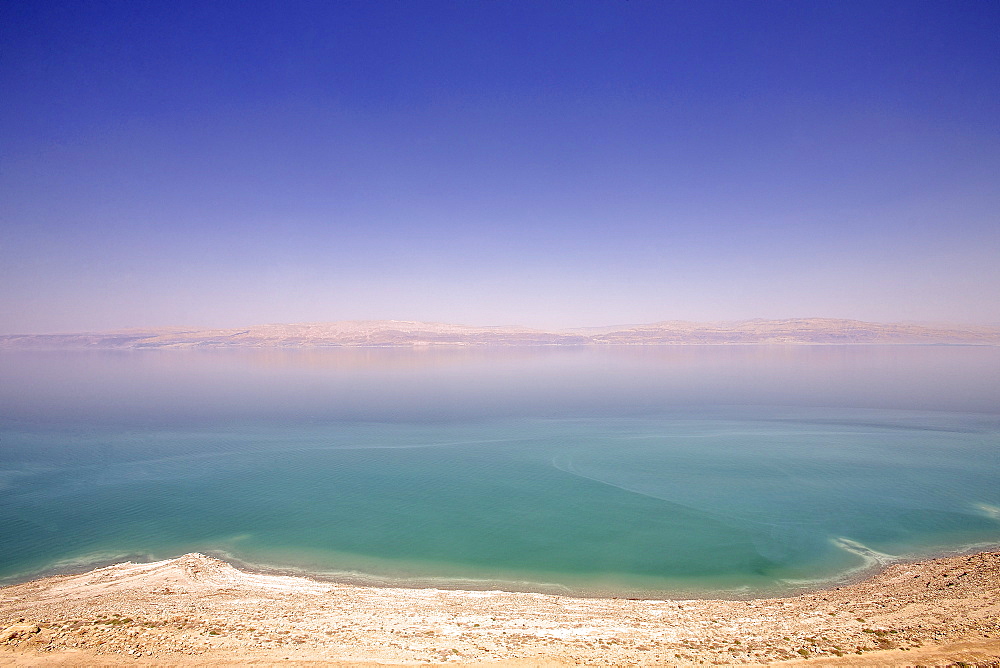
[2,0,999,333]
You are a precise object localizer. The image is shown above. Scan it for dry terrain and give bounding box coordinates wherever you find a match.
[3,318,999,348]
[1,551,998,666]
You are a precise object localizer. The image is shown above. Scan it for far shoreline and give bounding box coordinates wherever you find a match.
[3,317,1000,349]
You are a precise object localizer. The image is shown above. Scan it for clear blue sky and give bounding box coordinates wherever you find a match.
[2,0,998,332]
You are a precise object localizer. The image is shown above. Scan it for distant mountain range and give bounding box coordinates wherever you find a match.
[2,319,999,348]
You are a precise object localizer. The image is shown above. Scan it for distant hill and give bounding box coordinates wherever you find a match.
[581,318,1000,345]
[2,319,999,349]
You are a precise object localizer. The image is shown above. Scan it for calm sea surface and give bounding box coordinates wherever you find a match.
[1,346,998,597]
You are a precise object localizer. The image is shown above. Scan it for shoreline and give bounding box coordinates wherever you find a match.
[2,550,998,665]
[190,548,901,601]
[7,536,1000,601]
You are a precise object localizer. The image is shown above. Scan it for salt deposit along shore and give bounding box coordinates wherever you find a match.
[1,552,998,666]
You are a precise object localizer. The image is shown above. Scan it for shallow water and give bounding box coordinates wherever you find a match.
[1,345,998,596]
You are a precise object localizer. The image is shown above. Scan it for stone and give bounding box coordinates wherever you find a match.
[1,623,41,642]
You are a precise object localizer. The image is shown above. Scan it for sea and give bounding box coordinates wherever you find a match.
[1,345,998,598]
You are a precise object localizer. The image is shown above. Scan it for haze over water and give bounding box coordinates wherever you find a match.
[1,345,999,597]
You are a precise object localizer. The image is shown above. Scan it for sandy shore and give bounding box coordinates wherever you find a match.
[1,551,998,666]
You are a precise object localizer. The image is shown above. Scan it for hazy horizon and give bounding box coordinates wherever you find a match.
[3,1,999,334]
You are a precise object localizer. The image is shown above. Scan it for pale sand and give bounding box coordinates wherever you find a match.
[1,551,998,666]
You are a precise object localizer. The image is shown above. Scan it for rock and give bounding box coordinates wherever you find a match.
[1,622,41,642]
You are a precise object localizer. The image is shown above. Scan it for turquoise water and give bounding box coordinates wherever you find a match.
[1,346,999,597]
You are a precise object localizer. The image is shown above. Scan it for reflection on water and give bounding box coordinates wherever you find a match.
[2,345,998,425]
[0,346,998,596]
